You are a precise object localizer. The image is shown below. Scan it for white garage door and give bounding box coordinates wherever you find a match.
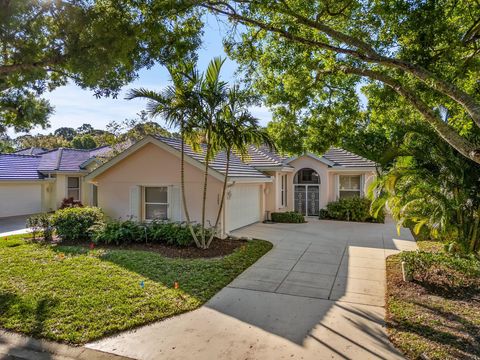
[0,184,42,217]
[227,184,261,231]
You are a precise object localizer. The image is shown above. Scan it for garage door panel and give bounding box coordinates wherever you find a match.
[227,184,261,231]
[0,184,42,217]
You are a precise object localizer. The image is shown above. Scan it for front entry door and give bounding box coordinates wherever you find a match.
[294,185,319,216]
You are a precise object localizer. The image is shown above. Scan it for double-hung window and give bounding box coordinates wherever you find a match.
[67,177,80,200]
[144,187,168,220]
[339,175,361,199]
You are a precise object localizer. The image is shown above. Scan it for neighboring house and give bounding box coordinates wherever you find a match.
[85,136,376,235]
[0,136,376,234]
[0,146,111,217]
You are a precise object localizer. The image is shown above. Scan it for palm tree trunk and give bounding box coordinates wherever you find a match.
[181,127,201,248]
[207,149,230,248]
[201,140,211,249]
[470,209,479,252]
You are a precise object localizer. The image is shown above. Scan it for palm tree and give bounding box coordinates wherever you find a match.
[195,57,228,247]
[125,63,203,248]
[206,85,275,248]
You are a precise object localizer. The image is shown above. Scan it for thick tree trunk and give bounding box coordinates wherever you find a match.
[207,149,230,248]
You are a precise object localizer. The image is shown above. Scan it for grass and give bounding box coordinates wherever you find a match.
[386,240,480,359]
[0,234,272,344]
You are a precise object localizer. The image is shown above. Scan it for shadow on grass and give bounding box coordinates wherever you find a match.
[0,292,58,359]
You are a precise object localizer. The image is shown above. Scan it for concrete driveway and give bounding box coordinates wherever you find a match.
[0,214,32,237]
[87,218,416,360]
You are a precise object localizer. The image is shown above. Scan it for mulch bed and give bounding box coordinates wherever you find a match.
[57,237,248,259]
[385,255,480,360]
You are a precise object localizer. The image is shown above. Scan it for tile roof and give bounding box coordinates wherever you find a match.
[156,136,269,178]
[0,154,44,180]
[322,148,376,167]
[37,147,112,172]
[14,147,49,155]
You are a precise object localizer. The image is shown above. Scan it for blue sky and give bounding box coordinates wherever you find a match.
[25,15,272,137]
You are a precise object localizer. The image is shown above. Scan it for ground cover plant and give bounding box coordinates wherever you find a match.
[0,234,272,344]
[386,240,480,359]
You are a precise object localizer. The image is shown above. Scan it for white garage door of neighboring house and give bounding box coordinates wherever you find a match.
[0,184,42,218]
[227,184,261,231]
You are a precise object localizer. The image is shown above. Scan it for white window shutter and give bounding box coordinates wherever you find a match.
[129,185,141,221]
[360,174,365,197]
[335,175,340,200]
[168,185,183,222]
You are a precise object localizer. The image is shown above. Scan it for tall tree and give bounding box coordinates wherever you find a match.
[207,85,274,247]
[189,0,480,163]
[54,127,77,141]
[126,63,203,248]
[1,0,202,134]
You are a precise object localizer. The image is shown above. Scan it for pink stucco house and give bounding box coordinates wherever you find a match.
[85,136,377,236]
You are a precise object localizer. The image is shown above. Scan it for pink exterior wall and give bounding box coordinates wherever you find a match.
[93,143,223,224]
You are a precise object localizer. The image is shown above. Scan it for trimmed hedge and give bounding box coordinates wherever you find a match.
[91,219,210,247]
[271,211,305,223]
[319,197,384,223]
[51,207,105,241]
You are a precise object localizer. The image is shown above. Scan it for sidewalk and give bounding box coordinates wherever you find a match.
[0,331,132,360]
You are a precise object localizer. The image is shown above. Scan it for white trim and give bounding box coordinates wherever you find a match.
[285,152,335,166]
[66,176,81,201]
[328,166,376,172]
[253,166,295,172]
[143,186,169,221]
[0,179,55,184]
[228,176,273,184]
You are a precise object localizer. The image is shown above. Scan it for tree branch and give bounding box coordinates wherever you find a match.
[0,57,64,75]
[338,66,480,164]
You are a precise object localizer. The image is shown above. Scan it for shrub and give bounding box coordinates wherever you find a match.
[59,197,83,209]
[92,220,198,247]
[51,207,104,242]
[92,219,144,245]
[320,197,384,223]
[401,251,480,291]
[271,211,305,223]
[26,213,53,242]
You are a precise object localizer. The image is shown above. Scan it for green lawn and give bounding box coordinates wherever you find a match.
[0,234,272,344]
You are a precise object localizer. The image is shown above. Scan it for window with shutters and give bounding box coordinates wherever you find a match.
[144,187,168,220]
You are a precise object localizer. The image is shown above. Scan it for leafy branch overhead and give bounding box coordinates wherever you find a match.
[190,0,480,163]
[0,0,202,133]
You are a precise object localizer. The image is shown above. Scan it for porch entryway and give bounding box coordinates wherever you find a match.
[294,168,320,216]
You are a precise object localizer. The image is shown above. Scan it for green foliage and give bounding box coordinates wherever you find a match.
[91,220,207,247]
[320,197,384,223]
[401,251,480,290]
[71,135,97,149]
[1,0,201,134]
[369,126,480,255]
[271,211,305,223]
[51,207,105,242]
[26,213,53,242]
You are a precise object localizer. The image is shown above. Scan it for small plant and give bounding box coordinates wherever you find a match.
[319,197,384,223]
[271,211,305,223]
[51,207,104,242]
[26,213,54,242]
[59,197,84,209]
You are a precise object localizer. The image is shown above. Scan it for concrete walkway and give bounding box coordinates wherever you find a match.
[0,215,32,237]
[87,218,416,360]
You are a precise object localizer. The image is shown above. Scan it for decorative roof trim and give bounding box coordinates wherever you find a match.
[285,152,335,167]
